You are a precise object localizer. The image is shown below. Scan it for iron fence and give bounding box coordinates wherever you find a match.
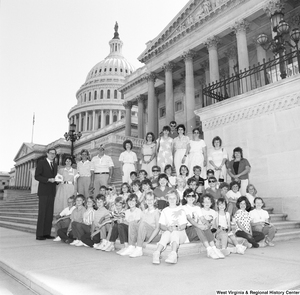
[202,49,300,106]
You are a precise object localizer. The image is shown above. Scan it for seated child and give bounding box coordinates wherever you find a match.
[152,189,189,265]
[176,176,187,204]
[150,165,161,189]
[164,164,176,187]
[80,194,110,249]
[121,191,161,257]
[57,194,86,243]
[119,182,131,201]
[101,196,126,251]
[131,180,142,204]
[214,198,246,254]
[246,184,258,208]
[53,196,75,242]
[153,173,172,210]
[70,196,95,246]
[226,181,241,219]
[189,165,205,194]
[250,197,276,247]
[130,171,138,184]
[184,192,227,259]
[103,194,142,253]
[138,170,148,182]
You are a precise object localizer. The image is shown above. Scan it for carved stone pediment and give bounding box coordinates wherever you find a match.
[14,143,34,161]
[138,0,246,63]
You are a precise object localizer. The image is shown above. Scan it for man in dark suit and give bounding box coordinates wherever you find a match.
[35,148,58,240]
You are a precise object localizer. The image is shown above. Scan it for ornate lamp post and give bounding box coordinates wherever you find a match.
[257,11,300,79]
[64,122,82,159]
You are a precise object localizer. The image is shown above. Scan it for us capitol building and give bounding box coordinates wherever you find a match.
[11,0,300,219]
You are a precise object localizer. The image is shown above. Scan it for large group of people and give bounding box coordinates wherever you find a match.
[34,121,276,265]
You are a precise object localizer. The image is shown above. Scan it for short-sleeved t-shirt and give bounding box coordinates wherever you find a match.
[141,208,160,228]
[159,206,187,227]
[235,209,251,232]
[183,204,202,226]
[249,209,269,223]
[200,208,217,224]
[125,207,142,222]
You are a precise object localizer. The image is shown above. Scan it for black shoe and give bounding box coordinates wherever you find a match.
[44,235,55,239]
[36,236,46,240]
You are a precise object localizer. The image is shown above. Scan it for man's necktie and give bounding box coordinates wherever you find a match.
[50,162,54,171]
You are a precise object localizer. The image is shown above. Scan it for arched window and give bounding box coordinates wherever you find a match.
[107,89,110,99]
[113,115,117,122]
[106,114,110,125]
[100,90,103,99]
[121,112,125,119]
[114,90,117,99]
[94,90,97,100]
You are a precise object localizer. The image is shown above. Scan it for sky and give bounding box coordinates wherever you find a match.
[0,0,188,172]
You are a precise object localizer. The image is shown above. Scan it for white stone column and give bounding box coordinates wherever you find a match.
[118,110,121,121]
[255,41,267,86]
[182,50,196,137]
[20,164,24,187]
[200,61,210,107]
[124,101,132,136]
[232,19,250,93]
[146,73,156,134]
[154,91,159,136]
[204,36,220,105]
[101,110,105,128]
[84,112,88,131]
[109,110,113,125]
[93,110,96,130]
[224,46,238,96]
[162,62,175,125]
[137,95,145,139]
[79,113,82,132]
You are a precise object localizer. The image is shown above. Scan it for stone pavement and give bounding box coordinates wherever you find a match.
[0,227,300,295]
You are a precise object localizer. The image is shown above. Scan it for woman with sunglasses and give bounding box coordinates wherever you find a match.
[186,128,207,179]
[205,176,222,209]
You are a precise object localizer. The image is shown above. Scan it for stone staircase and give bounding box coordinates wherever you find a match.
[1,190,300,256]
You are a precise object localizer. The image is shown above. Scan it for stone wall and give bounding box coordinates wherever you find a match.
[195,75,300,219]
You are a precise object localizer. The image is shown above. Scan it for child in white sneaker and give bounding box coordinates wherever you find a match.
[226,181,241,219]
[250,197,276,247]
[53,196,75,241]
[152,189,188,265]
[101,197,126,252]
[126,191,161,258]
[183,191,226,259]
[70,196,95,246]
[116,194,142,255]
[214,198,246,254]
[80,194,110,248]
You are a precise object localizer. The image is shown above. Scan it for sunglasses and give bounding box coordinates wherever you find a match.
[152,170,159,172]
[108,188,113,191]
[209,180,216,183]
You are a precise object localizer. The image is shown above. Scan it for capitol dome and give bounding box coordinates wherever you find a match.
[67,22,137,134]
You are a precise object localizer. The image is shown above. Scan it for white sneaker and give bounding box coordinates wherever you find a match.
[53,236,61,242]
[236,244,247,255]
[75,240,85,247]
[70,240,80,246]
[118,245,135,256]
[93,243,101,249]
[152,251,160,264]
[213,247,225,259]
[102,241,112,251]
[165,251,178,264]
[129,247,143,258]
[207,247,219,259]
[105,244,115,252]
